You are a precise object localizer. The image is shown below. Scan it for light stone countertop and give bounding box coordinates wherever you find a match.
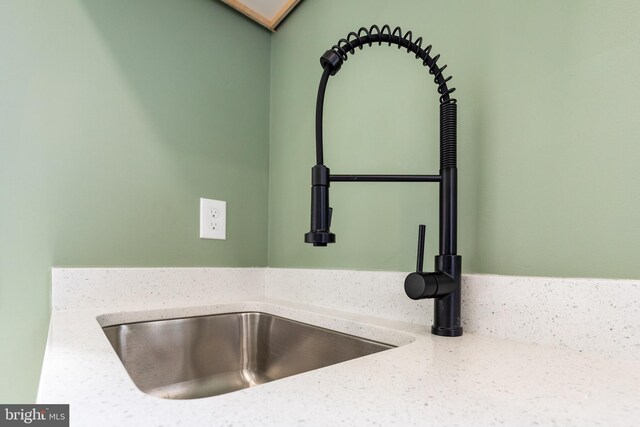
[37,268,640,426]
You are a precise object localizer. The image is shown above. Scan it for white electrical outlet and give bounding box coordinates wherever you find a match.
[200,198,226,240]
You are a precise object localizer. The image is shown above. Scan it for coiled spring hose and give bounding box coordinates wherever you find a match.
[315,25,457,169]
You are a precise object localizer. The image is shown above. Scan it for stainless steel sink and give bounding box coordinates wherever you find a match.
[102,312,393,399]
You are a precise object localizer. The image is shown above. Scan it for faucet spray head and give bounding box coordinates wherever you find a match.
[304,165,335,246]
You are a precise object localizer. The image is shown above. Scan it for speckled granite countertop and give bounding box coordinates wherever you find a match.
[37,268,640,426]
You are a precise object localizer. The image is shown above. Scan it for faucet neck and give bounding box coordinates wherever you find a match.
[314,67,332,165]
[313,25,456,168]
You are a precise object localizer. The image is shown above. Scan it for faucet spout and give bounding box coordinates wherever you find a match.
[303,25,462,337]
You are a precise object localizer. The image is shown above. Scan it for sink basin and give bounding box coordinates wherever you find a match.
[102,312,393,399]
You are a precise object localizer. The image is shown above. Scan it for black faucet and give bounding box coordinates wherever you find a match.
[303,25,462,337]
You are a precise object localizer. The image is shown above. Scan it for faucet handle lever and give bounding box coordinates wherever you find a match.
[416,224,426,273]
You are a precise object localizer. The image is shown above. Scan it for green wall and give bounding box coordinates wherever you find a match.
[269,0,640,279]
[0,0,270,402]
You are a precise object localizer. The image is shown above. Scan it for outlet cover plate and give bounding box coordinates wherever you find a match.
[200,198,226,240]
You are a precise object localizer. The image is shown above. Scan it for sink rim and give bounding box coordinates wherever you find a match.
[102,310,397,349]
[96,303,419,347]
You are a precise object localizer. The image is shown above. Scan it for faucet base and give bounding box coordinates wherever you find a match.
[431,325,463,337]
